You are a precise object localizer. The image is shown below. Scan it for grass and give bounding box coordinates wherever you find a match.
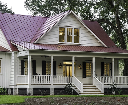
[0,95,128,104]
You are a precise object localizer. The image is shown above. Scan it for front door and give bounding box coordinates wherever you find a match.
[66,65,72,77]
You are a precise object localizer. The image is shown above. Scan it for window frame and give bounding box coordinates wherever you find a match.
[104,62,110,76]
[86,62,92,77]
[58,27,80,44]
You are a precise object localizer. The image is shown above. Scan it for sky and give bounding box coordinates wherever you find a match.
[0,0,31,15]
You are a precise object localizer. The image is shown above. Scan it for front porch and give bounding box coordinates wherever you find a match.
[14,50,128,95]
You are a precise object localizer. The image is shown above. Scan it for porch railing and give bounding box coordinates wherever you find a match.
[115,76,128,84]
[97,76,128,84]
[97,76,112,84]
[72,76,83,93]
[31,75,71,84]
[53,75,72,84]
[17,75,28,84]
[94,77,104,93]
[32,75,51,84]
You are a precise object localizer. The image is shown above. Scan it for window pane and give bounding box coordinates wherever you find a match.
[86,63,91,77]
[59,27,65,42]
[25,61,28,75]
[67,28,72,42]
[46,62,51,75]
[74,28,79,43]
[104,63,109,76]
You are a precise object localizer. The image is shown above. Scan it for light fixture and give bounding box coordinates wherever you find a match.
[59,32,63,35]
[78,64,82,69]
[59,63,62,68]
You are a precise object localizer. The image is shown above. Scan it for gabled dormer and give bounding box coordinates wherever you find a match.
[36,11,106,47]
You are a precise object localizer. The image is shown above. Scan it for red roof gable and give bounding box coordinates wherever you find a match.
[83,20,116,47]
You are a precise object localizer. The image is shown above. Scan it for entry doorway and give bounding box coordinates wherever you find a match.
[64,65,72,77]
[63,62,75,77]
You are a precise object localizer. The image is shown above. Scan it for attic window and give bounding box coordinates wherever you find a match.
[59,27,79,43]
[59,27,65,42]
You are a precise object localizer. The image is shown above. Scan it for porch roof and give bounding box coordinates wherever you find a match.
[0,46,10,52]
[12,41,128,53]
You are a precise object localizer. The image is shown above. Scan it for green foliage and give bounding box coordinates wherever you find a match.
[0,86,7,95]
[1,95,128,104]
[109,82,117,95]
[64,83,73,95]
[0,1,14,14]
[24,0,86,16]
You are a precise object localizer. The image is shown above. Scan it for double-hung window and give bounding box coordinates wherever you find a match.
[59,27,79,43]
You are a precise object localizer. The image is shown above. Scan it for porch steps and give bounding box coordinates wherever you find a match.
[73,85,104,95]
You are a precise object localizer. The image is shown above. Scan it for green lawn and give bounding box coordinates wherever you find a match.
[0,95,128,104]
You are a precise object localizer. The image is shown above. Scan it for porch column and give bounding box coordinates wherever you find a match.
[112,58,114,83]
[51,55,53,85]
[92,57,95,85]
[27,55,32,95]
[72,56,75,77]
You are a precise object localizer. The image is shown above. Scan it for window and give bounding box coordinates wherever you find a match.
[104,63,110,76]
[0,60,1,73]
[86,63,91,77]
[59,27,79,43]
[24,61,28,75]
[63,62,75,77]
[74,28,79,43]
[46,61,51,75]
[59,27,65,42]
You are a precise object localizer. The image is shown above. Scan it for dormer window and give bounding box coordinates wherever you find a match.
[59,27,65,42]
[59,27,79,43]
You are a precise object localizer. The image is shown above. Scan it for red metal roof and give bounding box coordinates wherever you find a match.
[83,20,116,47]
[0,12,47,51]
[30,11,69,43]
[0,46,10,52]
[0,11,127,53]
[12,41,128,53]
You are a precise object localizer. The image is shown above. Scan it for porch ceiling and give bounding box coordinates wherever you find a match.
[18,50,128,59]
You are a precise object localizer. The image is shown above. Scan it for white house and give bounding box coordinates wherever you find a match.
[0,11,128,95]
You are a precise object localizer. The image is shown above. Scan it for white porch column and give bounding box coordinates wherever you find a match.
[72,56,75,77]
[28,55,31,88]
[112,58,114,83]
[51,55,53,85]
[92,57,95,85]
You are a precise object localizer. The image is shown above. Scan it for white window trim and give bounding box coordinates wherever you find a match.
[58,27,80,44]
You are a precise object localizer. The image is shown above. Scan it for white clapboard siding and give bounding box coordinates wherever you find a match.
[0,53,11,88]
[37,14,103,46]
[0,74,2,87]
[10,52,15,85]
[0,29,11,51]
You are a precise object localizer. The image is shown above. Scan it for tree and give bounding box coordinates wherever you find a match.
[86,0,128,75]
[25,0,128,75]
[24,0,85,16]
[0,1,14,14]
